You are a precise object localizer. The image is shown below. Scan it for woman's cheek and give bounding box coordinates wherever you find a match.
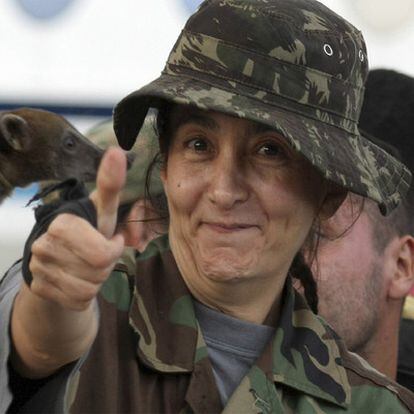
[166,175,203,220]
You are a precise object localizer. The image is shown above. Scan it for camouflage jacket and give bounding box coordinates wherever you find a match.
[65,235,414,413]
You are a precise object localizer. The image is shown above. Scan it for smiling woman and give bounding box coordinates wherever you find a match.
[2,0,414,413]
[159,107,332,320]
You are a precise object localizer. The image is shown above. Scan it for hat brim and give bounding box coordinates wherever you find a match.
[113,73,411,215]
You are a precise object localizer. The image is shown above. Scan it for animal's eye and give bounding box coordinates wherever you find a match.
[64,136,76,149]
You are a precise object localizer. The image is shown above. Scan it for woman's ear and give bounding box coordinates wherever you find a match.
[387,235,414,300]
[319,183,347,220]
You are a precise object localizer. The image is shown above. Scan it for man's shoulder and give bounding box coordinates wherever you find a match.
[397,317,414,392]
[336,336,414,412]
[136,234,170,262]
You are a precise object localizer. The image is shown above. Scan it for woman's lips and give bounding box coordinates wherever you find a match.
[202,222,258,233]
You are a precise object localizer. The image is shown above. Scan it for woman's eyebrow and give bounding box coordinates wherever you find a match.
[174,113,219,131]
[249,122,277,135]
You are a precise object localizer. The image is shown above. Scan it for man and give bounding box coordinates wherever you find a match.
[314,69,414,390]
[85,114,167,255]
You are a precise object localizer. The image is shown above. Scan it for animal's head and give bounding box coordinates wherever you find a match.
[0,108,105,187]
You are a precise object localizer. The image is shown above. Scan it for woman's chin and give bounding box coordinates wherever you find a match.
[197,252,257,283]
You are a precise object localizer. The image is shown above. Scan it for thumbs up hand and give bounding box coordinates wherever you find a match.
[29,147,127,310]
[90,147,126,238]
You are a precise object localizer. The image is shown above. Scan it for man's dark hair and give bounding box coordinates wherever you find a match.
[360,70,414,175]
[359,69,414,249]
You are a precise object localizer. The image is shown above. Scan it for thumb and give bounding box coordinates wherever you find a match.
[89,147,127,238]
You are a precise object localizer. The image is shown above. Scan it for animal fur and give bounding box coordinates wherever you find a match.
[0,108,104,203]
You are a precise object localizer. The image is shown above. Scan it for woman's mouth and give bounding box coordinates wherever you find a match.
[202,222,257,233]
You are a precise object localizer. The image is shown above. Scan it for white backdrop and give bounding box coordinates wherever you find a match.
[1,0,413,275]
[0,0,187,105]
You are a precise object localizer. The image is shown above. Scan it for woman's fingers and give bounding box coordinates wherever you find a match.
[41,214,124,271]
[29,256,101,310]
[89,146,127,239]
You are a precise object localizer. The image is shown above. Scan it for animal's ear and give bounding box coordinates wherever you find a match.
[0,114,30,151]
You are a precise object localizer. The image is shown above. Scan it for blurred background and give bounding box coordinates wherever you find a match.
[1,0,414,275]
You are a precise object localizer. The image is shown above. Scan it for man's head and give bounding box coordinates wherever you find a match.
[315,191,414,353]
[314,69,414,372]
[86,114,164,206]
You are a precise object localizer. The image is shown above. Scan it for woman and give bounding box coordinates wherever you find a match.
[2,0,414,412]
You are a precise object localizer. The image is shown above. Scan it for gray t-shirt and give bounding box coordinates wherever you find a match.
[0,260,24,412]
[194,300,275,406]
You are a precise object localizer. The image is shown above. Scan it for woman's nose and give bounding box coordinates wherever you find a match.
[207,154,249,209]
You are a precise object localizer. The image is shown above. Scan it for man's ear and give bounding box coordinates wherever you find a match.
[121,199,163,252]
[318,183,347,220]
[0,114,30,151]
[387,235,414,300]
[122,201,149,252]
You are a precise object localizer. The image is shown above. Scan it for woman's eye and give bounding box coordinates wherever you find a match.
[187,138,209,152]
[256,142,282,157]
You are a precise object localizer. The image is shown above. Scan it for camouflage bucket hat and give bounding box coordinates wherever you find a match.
[113,0,411,215]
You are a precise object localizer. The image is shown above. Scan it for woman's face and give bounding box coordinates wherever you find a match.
[161,107,328,284]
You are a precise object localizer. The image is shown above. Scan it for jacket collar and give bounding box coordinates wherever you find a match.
[129,235,350,408]
[268,282,351,407]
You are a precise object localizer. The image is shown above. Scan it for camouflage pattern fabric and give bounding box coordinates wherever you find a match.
[86,114,163,203]
[65,234,414,413]
[113,0,411,216]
